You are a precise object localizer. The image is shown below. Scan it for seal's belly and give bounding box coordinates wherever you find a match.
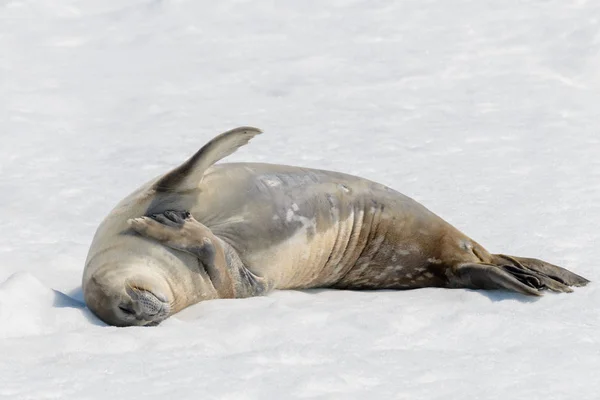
[243,200,454,290]
[243,204,366,289]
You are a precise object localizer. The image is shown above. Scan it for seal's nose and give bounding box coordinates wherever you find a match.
[123,287,170,322]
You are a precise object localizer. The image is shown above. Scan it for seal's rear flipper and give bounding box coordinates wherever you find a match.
[452,256,589,296]
[494,254,590,289]
[451,263,544,296]
[155,126,262,192]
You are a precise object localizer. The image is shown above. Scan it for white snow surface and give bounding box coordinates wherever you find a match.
[2,0,600,398]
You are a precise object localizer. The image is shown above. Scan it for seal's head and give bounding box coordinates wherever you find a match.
[83,264,175,327]
[82,127,263,326]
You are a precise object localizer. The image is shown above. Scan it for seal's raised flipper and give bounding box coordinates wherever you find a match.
[128,211,272,298]
[154,127,262,192]
[451,255,589,296]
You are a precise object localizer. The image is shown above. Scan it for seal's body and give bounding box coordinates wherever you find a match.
[191,162,471,291]
[83,128,589,327]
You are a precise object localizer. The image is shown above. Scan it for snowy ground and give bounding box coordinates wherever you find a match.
[2,0,600,398]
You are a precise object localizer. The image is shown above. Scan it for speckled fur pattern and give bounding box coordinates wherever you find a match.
[140,162,587,295]
[186,163,490,292]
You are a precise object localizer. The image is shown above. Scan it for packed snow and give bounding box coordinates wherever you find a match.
[2,0,599,398]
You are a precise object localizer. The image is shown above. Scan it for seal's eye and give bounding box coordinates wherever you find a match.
[118,304,135,316]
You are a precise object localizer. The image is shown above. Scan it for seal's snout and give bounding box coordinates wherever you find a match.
[121,286,171,325]
[85,270,174,327]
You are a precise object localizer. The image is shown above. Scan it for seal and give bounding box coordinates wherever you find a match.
[82,127,590,326]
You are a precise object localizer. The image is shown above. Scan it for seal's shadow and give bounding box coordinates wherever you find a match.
[55,287,540,329]
[305,287,541,303]
[52,286,106,326]
[470,289,542,303]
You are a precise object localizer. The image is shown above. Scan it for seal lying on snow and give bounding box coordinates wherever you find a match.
[83,127,589,326]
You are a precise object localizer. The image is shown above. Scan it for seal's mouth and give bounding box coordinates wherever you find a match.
[119,286,171,326]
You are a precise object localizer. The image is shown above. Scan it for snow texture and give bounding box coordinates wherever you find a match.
[1,0,599,398]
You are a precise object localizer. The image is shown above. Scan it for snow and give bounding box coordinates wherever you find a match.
[1,0,599,398]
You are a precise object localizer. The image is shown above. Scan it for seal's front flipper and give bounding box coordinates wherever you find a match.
[128,210,272,298]
[128,210,196,244]
[129,211,235,297]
